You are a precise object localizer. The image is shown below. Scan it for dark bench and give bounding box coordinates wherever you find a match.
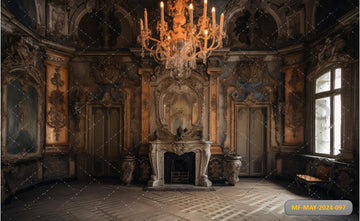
[295,159,334,195]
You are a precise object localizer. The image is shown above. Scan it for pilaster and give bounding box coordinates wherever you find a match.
[208,67,222,154]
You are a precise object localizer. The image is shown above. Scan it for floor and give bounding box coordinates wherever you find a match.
[2,178,358,221]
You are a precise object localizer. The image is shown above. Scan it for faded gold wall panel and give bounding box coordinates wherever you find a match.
[139,69,152,144]
[208,69,222,154]
[284,65,305,145]
[44,51,69,152]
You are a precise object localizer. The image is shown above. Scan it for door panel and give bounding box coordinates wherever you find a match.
[89,106,123,177]
[236,108,250,175]
[236,107,267,176]
[250,108,266,176]
[93,108,105,176]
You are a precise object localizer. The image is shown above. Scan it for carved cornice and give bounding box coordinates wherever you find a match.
[149,140,212,156]
[45,50,70,65]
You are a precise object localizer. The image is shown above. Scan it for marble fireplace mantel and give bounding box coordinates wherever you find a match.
[148,140,212,187]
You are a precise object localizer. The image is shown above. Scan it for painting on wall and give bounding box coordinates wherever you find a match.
[6,79,38,154]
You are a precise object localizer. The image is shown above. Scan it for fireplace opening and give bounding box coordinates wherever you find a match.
[164,152,195,184]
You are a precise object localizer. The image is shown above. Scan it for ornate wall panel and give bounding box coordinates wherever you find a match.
[222,59,281,153]
[208,68,222,154]
[148,66,209,142]
[44,51,69,152]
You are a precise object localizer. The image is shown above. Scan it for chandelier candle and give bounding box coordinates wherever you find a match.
[144,9,148,31]
[203,0,207,21]
[160,1,164,28]
[204,30,208,50]
[189,3,193,28]
[220,13,224,37]
[212,7,216,29]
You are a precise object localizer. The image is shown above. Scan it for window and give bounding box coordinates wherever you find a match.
[314,68,342,156]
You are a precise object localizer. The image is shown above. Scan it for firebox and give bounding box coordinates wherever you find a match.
[164,152,195,184]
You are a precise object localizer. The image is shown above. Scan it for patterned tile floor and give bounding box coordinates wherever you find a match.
[2,178,358,221]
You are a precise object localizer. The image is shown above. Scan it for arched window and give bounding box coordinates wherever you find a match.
[313,67,342,156]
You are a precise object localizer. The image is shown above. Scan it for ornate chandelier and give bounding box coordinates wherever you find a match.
[138,0,224,79]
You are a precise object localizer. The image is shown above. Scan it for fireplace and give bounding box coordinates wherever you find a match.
[164,152,195,184]
[148,140,212,187]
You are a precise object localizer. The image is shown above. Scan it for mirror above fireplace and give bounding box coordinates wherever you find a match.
[151,72,208,141]
[160,84,199,135]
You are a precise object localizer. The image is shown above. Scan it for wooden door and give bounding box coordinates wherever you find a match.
[89,106,123,177]
[235,107,267,176]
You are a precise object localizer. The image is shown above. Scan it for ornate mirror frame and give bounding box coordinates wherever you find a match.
[151,72,209,141]
[1,69,44,162]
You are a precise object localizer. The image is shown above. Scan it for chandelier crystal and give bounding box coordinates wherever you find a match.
[138,0,224,79]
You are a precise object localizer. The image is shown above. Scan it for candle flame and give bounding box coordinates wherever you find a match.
[189,3,193,10]
[160,1,164,8]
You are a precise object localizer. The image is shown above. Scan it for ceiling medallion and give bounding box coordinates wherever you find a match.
[138,0,225,81]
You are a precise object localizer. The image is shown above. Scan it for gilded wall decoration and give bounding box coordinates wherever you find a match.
[152,74,206,141]
[317,34,348,65]
[44,51,69,147]
[47,67,66,141]
[2,35,44,85]
[91,57,126,85]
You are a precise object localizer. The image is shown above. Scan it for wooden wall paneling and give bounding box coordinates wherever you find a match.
[139,68,152,152]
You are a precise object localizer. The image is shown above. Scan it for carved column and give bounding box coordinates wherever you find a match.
[44,50,70,153]
[138,68,152,154]
[208,68,222,154]
[281,52,305,151]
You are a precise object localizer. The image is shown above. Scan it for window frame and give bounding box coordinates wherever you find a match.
[312,66,343,157]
